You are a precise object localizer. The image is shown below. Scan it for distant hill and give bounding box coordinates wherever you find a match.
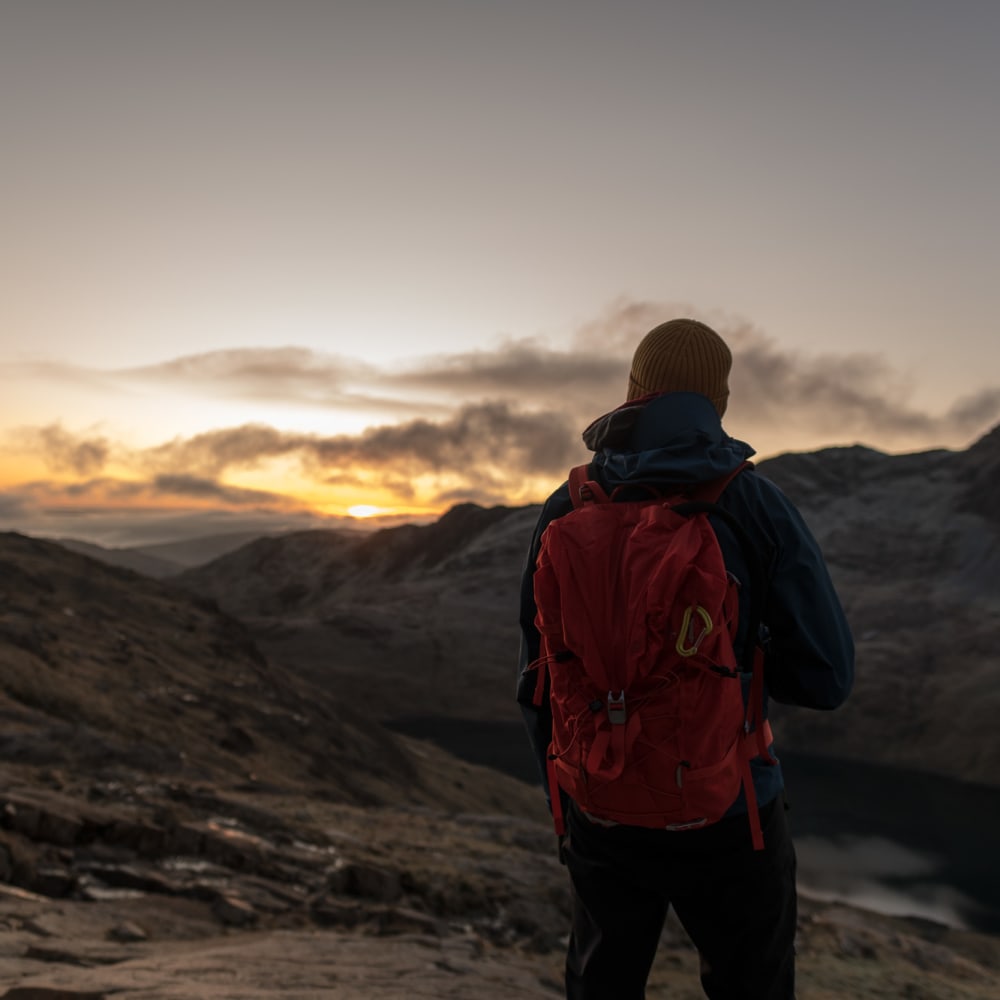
[136,530,303,568]
[55,537,184,577]
[174,428,1000,789]
[55,530,300,578]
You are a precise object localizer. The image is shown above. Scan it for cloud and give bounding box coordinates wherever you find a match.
[388,338,623,400]
[568,301,1000,447]
[728,325,928,431]
[4,360,123,395]
[13,424,112,476]
[10,304,1000,456]
[946,387,1000,430]
[724,321,1000,443]
[6,351,445,419]
[310,401,578,474]
[58,477,142,500]
[112,340,623,425]
[138,401,579,486]
[143,425,297,478]
[0,401,581,543]
[118,347,376,406]
[10,311,1000,501]
[4,300,1000,551]
[121,347,359,386]
[303,402,574,505]
[13,474,294,511]
[151,474,295,508]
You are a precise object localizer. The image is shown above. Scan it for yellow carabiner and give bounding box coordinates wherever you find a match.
[676,605,713,657]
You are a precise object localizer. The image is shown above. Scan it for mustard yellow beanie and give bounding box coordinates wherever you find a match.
[626,318,732,416]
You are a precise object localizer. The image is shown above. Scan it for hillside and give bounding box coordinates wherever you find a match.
[0,530,542,813]
[173,504,536,723]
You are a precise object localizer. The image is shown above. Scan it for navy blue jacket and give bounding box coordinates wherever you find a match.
[517,392,855,817]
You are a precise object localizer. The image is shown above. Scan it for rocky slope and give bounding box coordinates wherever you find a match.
[758,433,1000,784]
[0,530,543,814]
[173,504,536,724]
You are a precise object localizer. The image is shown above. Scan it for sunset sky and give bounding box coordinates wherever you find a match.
[2,1,999,546]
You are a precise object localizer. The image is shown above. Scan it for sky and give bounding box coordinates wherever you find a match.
[2,0,999,546]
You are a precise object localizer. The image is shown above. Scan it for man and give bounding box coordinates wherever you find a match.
[517,319,854,999]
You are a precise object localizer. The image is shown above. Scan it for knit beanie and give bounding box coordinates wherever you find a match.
[626,318,732,415]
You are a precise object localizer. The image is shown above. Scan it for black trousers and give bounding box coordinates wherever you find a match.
[563,798,797,1000]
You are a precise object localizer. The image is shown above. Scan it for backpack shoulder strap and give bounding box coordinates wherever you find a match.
[568,463,610,509]
[686,459,754,504]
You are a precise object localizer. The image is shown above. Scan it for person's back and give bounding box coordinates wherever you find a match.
[517,319,854,1000]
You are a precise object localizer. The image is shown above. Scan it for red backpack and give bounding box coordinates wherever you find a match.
[529,462,776,850]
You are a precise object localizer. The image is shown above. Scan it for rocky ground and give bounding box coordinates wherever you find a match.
[3,762,1000,999]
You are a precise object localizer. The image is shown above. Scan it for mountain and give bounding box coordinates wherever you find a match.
[756,435,1000,785]
[174,428,1000,790]
[173,503,536,723]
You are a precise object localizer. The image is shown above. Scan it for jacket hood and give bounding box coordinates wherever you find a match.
[583,391,755,489]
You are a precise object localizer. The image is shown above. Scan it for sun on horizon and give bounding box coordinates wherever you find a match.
[347,505,385,519]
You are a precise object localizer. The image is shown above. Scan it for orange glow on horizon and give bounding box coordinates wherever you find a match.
[0,439,560,534]
[346,505,383,518]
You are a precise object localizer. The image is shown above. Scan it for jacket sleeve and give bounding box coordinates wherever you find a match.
[749,475,855,709]
[516,485,573,795]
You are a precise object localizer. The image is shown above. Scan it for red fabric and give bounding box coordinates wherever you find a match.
[533,468,774,847]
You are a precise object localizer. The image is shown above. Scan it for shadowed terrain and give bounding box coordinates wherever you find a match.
[3,425,1000,996]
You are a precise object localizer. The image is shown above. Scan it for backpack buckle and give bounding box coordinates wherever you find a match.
[607,690,626,725]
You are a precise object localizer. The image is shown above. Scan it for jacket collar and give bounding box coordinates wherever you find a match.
[583,391,755,488]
